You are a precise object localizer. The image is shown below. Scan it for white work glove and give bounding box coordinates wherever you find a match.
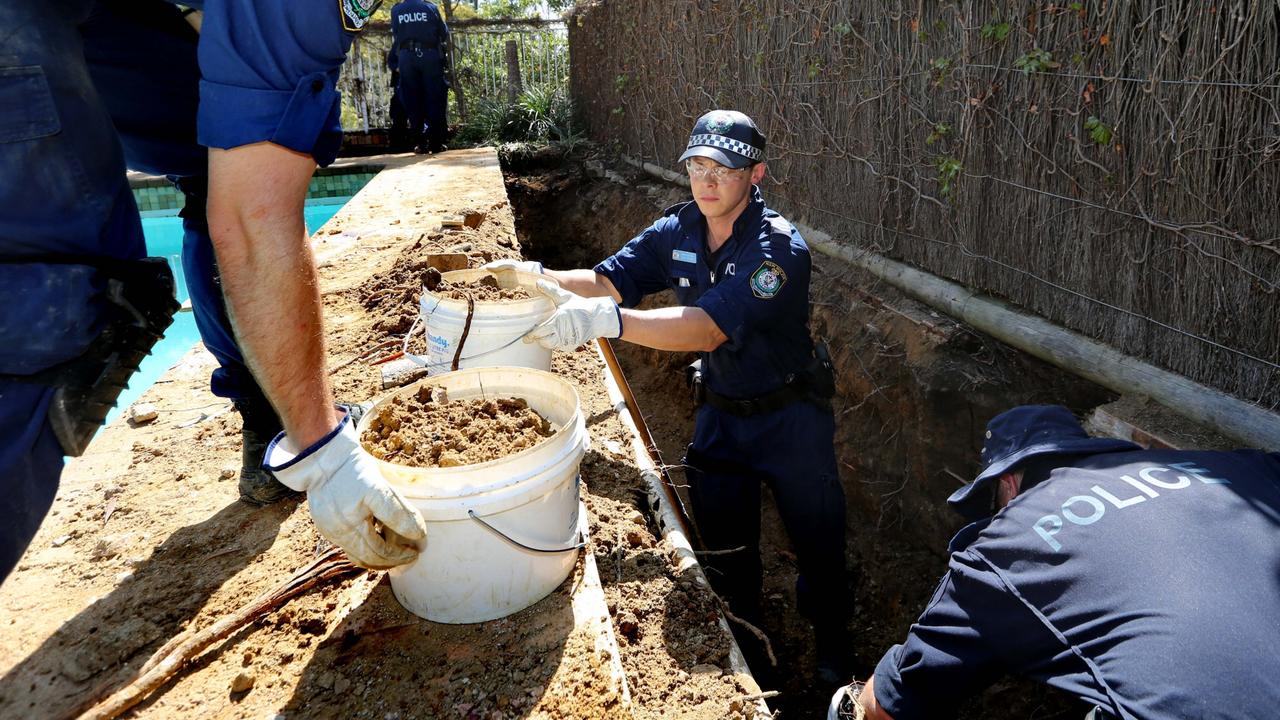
[525,279,622,350]
[481,258,543,284]
[264,412,427,569]
[827,680,867,720]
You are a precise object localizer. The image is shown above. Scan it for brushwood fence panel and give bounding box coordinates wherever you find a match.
[338,20,568,131]
[568,1,1280,409]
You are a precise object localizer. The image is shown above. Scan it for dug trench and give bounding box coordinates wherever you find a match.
[502,145,1117,720]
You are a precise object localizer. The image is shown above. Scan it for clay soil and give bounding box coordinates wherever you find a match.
[435,273,535,302]
[0,151,760,720]
[361,388,553,467]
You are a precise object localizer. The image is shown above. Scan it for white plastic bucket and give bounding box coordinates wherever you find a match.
[358,367,589,623]
[405,269,556,373]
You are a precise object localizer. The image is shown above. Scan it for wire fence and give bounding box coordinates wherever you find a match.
[568,0,1280,409]
[337,20,568,131]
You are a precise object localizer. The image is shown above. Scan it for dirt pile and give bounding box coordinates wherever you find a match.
[361,385,553,467]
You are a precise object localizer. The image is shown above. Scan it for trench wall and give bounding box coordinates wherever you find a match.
[566,0,1280,411]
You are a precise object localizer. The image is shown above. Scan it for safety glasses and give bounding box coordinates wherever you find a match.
[685,160,748,182]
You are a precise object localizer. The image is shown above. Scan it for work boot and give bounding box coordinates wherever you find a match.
[234,399,368,506]
[234,397,291,506]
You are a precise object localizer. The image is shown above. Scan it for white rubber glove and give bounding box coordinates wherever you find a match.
[264,413,427,569]
[525,279,622,350]
[481,258,543,284]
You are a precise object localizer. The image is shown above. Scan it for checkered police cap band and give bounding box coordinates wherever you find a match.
[687,134,764,162]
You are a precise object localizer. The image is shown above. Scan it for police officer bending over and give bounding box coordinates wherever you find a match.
[828,405,1280,720]
[486,110,851,684]
[0,0,427,583]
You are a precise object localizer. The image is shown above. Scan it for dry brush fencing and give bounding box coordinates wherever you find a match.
[569,1,1280,410]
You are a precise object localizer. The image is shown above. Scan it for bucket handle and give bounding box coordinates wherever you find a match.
[467,509,586,554]
[402,296,547,371]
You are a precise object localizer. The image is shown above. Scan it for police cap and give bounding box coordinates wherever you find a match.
[947,405,1140,518]
[678,110,766,170]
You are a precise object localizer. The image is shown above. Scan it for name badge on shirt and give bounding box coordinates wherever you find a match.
[678,277,691,287]
[672,249,697,264]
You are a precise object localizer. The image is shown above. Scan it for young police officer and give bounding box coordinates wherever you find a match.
[829,405,1280,720]
[0,0,426,583]
[487,110,851,684]
[388,0,451,153]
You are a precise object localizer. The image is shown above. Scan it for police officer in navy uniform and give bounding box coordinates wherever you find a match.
[0,0,428,583]
[829,405,1280,720]
[485,110,852,684]
[389,0,450,153]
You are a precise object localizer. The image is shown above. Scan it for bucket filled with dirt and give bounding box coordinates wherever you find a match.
[405,268,556,373]
[358,366,588,623]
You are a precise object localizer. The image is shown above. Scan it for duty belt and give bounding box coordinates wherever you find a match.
[703,382,818,417]
[398,40,439,52]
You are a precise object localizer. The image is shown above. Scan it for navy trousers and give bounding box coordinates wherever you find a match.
[395,49,447,150]
[684,398,849,634]
[0,0,266,582]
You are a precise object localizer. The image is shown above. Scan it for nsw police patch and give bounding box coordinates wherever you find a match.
[749,261,787,299]
[340,0,382,32]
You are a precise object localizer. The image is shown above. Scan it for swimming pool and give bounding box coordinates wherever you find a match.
[103,199,352,427]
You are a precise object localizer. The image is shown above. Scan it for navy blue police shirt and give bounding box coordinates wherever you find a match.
[390,0,448,48]
[196,0,381,167]
[873,449,1280,720]
[594,187,815,399]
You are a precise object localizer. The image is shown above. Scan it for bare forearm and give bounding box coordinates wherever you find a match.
[543,269,621,302]
[619,306,726,352]
[208,144,339,448]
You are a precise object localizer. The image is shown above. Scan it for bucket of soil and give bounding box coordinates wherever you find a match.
[358,366,588,623]
[406,268,556,374]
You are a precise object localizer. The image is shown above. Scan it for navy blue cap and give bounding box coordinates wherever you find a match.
[678,110,766,169]
[947,405,1140,518]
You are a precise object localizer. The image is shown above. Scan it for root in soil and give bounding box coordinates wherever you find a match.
[361,385,554,467]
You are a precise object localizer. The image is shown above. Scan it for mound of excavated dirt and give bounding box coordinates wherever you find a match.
[353,201,519,341]
[361,385,554,467]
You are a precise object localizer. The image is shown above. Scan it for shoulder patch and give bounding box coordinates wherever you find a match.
[341,0,382,32]
[749,261,787,299]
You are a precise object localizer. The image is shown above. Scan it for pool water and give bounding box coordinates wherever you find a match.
[104,200,349,427]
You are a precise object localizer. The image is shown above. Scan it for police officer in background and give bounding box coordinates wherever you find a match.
[389,0,450,154]
[386,48,412,152]
[0,0,427,583]
[486,110,852,684]
[829,405,1280,720]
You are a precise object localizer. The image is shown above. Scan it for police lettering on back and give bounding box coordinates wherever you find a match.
[398,11,434,23]
[1029,460,1227,552]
